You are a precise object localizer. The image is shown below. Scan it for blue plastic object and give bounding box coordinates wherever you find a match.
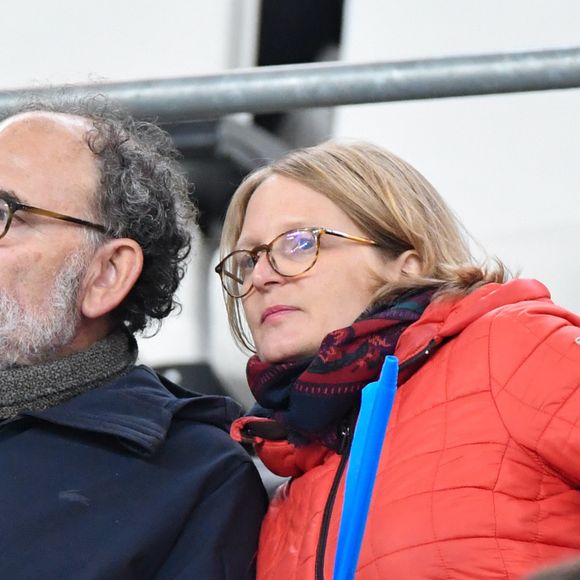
[333,355,399,580]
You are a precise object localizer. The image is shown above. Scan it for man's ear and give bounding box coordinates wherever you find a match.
[80,239,144,320]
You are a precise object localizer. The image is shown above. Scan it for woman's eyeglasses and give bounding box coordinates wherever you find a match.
[215,227,378,298]
[0,192,107,240]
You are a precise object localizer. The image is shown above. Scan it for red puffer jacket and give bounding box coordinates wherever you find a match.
[232,279,580,579]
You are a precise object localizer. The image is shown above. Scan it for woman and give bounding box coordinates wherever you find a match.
[215,141,580,579]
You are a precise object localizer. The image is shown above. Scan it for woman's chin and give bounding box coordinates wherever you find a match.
[257,341,319,365]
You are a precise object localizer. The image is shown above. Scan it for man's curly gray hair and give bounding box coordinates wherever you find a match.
[10,94,198,334]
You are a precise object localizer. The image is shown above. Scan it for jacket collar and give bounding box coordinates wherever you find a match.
[395,279,551,361]
[20,365,241,457]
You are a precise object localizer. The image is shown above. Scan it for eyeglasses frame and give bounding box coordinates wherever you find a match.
[0,192,107,240]
[215,226,379,298]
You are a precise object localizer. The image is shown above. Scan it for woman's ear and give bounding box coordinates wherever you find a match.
[80,238,144,320]
[395,249,422,278]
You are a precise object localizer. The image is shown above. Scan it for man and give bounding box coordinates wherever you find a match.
[0,98,267,579]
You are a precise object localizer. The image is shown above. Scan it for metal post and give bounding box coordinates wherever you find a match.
[0,47,579,122]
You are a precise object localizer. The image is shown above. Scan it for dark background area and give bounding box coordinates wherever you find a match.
[165,0,344,237]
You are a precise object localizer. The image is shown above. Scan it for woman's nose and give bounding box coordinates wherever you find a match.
[251,252,284,290]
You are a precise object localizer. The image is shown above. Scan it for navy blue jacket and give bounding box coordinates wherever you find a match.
[0,365,267,579]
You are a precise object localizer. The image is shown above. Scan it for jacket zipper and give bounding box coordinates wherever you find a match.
[314,338,438,580]
[397,338,438,373]
[315,417,354,580]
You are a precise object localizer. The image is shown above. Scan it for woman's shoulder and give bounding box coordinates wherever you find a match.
[428,278,580,391]
[439,278,579,351]
[487,287,580,362]
[484,284,580,424]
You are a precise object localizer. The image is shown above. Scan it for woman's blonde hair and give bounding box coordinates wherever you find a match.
[219,140,508,352]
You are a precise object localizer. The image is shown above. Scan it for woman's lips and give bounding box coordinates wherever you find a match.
[261,305,299,324]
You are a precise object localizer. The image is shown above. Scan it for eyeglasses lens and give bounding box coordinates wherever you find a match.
[220,229,319,297]
[0,199,10,237]
[271,229,317,275]
[220,252,253,297]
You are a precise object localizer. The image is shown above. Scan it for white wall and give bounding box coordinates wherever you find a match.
[336,0,580,313]
[1,0,258,87]
[0,0,261,369]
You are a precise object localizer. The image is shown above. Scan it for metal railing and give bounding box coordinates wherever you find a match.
[0,47,579,123]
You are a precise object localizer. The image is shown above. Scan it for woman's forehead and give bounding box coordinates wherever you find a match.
[236,219,312,249]
[237,175,349,246]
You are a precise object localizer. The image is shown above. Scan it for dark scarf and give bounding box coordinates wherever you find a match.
[247,289,434,449]
[0,329,138,420]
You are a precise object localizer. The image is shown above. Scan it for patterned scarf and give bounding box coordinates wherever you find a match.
[247,289,434,449]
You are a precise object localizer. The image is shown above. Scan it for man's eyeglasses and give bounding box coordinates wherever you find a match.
[215,226,379,298]
[0,193,107,240]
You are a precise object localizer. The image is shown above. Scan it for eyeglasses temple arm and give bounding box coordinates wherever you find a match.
[20,205,107,233]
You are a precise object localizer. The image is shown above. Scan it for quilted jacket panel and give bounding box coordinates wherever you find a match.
[236,279,580,579]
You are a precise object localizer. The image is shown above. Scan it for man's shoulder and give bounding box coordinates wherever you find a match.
[0,372,265,580]
[153,367,244,429]
[22,365,245,459]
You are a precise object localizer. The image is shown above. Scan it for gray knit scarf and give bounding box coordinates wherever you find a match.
[0,330,138,420]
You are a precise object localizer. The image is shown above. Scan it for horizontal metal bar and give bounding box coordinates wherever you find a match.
[1,47,579,122]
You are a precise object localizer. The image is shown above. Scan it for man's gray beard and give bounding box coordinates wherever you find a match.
[0,249,92,369]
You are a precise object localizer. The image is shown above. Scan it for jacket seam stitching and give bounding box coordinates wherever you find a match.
[487,310,551,569]
[492,317,570,399]
[429,340,453,580]
[490,441,510,577]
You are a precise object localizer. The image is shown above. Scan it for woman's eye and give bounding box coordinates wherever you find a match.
[238,253,256,272]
